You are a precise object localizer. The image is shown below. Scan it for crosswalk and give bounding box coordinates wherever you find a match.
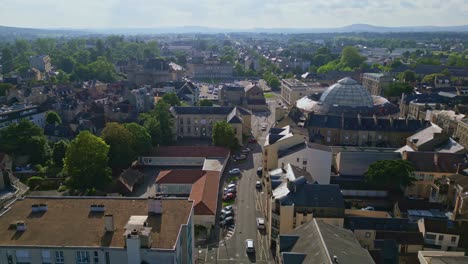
[225,225,235,239]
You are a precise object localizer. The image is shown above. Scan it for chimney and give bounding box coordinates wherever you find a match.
[104,214,115,232]
[405,116,409,128]
[148,196,162,215]
[389,115,394,127]
[125,231,142,264]
[357,113,362,127]
[373,114,378,126]
[434,153,439,166]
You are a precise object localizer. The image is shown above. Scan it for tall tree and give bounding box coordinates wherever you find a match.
[162,92,181,106]
[212,120,237,149]
[101,123,135,170]
[365,160,416,192]
[197,99,214,106]
[63,131,111,190]
[46,111,62,125]
[1,47,14,74]
[52,140,69,167]
[124,123,152,155]
[340,46,366,68]
[0,119,49,164]
[138,101,174,146]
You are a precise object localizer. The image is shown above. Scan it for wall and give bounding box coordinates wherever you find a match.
[405,172,451,199]
[279,147,332,184]
[193,215,215,230]
[354,230,377,249]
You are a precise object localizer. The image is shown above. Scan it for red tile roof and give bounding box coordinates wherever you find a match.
[189,171,220,216]
[155,170,206,184]
[151,146,230,158]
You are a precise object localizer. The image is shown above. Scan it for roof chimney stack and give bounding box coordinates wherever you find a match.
[148,196,162,215]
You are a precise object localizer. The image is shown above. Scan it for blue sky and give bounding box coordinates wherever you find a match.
[0,0,467,28]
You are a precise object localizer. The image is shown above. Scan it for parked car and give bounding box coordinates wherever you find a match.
[223,205,234,212]
[241,147,251,154]
[229,168,240,175]
[361,206,375,211]
[224,188,237,195]
[245,239,255,253]
[220,210,234,220]
[256,217,265,229]
[226,183,236,189]
[223,192,236,201]
[255,181,262,189]
[221,207,234,216]
[257,167,263,176]
[236,155,247,160]
[221,216,234,227]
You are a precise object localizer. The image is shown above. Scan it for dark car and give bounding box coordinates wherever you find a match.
[219,210,234,220]
[220,216,234,227]
[224,188,237,194]
[257,167,263,176]
[223,192,236,201]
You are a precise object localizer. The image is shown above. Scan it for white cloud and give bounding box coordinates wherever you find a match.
[0,0,466,28]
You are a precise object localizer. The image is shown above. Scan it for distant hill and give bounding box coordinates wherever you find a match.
[1,23,468,38]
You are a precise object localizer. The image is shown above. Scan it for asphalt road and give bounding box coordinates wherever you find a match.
[202,93,279,264]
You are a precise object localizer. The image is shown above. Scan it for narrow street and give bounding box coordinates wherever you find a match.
[202,94,279,264]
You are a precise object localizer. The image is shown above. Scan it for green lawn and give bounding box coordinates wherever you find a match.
[264,92,275,99]
[222,200,235,207]
[227,176,239,183]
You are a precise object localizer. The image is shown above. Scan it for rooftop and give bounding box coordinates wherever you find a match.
[150,146,230,158]
[0,197,193,249]
[421,218,461,235]
[403,152,468,173]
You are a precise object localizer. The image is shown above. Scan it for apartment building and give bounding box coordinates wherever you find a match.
[418,218,461,251]
[0,197,194,264]
[361,73,393,96]
[0,104,46,130]
[187,56,233,80]
[280,79,311,106]
[170,106,251,144]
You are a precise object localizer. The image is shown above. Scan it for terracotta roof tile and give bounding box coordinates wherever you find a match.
[189,171,220,215]
[151,146,229,158]
[155,170,205,184]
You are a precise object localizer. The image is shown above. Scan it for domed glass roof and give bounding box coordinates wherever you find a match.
[319,77,374,108]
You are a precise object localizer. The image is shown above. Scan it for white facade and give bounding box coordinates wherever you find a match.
[0,106,46,130]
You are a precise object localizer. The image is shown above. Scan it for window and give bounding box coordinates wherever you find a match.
[451,236,457,243]
[180,127,184,133]
[303,159,307,165]
[425,233,436,240]
[105,252,110,264]
[180,119,183,124]
[365,232,371,238]
[93,251,99,263]
[297,158,300,162]
[438,235,444,241]
[76,251,90,264]
[15,250,30,264]
[42,250,52,264]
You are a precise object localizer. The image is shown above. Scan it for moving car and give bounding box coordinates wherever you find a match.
[221,216,234,227]
[245,239,255,253]
[229,168,240,175]
[257,167,263,176]
[255,181,262,189]
[256,217,265,229]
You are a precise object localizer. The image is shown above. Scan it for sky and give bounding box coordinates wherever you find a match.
[0,0,467,29]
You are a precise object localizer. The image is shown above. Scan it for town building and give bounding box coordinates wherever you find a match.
[455,118,468,150]
[418,218,461,251]
[295,77,399,117]
[402,151,468,199]
[124,86,155,113]
[29,55,52,72]
[0,197,195,264]
[276,219,375,264]
[170,106,251,144]
[280,78,312,106]
[429,174,468,220]
[244,83,267,111]
[361,72,393,96]
[219,84,245,105]
[127,59,184,86]
[268,176,345,245]
[0,104,46,130]
[418,251,468,264]
[187,56,233,80]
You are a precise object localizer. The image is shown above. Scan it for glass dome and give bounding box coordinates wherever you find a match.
[319,77,374,108]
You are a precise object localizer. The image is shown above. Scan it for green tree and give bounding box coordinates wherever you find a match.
[212,120,237,149]
[139,101,173,146]
[0,83,13,96]
[422,73,442,84]
[1,47,14,74]
[162,92,181,106]
[0,119,49,164]
[87,56,117,82]
[46,111,62,125]
[124,123,152,155]
[101,123,135,170]
[52,140,69,167]
[58,56,76,74]
[400,70,417,83]
[365,160,416,192]
[340,46,366,68]
[197,99,214,106]
[384,83,414,97]
[63,131,111,190]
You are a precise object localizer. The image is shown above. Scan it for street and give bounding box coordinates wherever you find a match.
[201,93,279,264]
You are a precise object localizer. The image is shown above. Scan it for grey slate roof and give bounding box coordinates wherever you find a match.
[279,219,375,264]
[337,151,402,176]
[277,180,344,209]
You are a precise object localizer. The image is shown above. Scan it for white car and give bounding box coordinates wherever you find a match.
[229,168,240,175]
[255,181,262,189]
[245,239,255,253]
[256,217,265,229]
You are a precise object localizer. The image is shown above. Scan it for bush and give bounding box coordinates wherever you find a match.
[27,176,44,189]
[57,185,68,192]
